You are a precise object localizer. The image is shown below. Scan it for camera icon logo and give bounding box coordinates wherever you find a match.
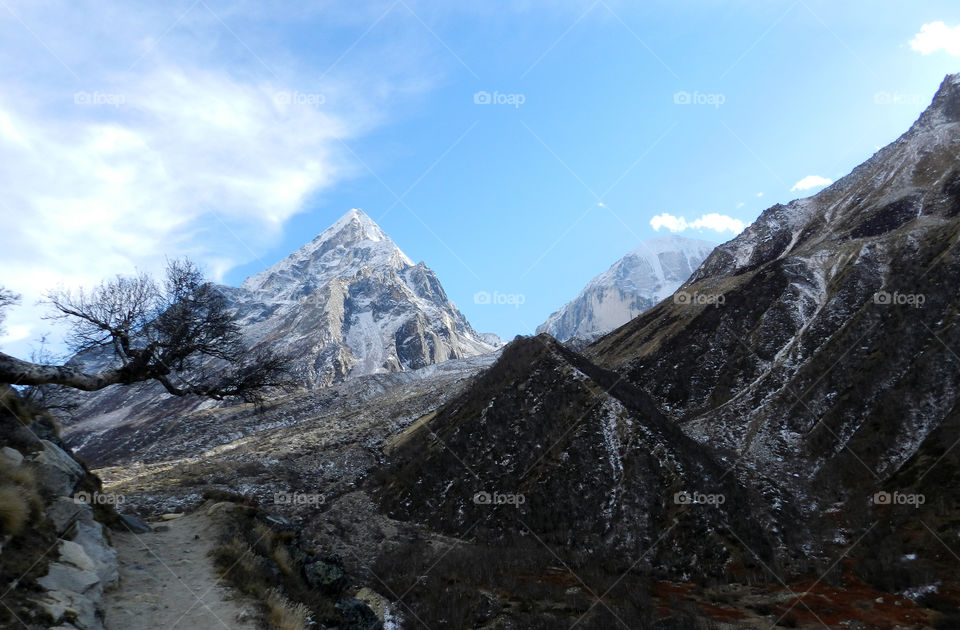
[873,291,892,305]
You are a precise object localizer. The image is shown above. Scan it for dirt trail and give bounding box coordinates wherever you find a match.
[103,509,254,630]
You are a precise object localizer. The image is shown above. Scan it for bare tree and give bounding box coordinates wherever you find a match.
[0,260,292,402]
[17,335,79,417]
[0,288,18,336]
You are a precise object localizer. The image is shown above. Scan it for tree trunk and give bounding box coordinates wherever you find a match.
[0,351,125,391]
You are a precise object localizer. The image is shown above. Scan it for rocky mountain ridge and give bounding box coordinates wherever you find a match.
[589,73,960,493]
[582,73,960,609]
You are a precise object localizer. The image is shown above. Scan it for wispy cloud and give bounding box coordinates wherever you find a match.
[910,22,960,56]
[650,213,745,234]
[790,174,833,191]
[0,0,432,356]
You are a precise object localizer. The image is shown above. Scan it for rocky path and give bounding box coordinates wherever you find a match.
[103,509,254,630]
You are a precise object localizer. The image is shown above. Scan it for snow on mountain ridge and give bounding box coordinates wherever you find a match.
[538,235,717,341]
[692,73,960,281]
[592,235,719,299]
[224,208,499,387]
[240,208,414,298]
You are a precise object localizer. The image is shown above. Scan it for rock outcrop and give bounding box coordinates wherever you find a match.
[0,387,118,630]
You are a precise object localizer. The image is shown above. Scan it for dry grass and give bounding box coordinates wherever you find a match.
[384,410,437,454]
[0,486,29,535]
[210,503,347,628]
[265,588,310,630]
[0,387,32,426]
[0,460,41,535]
[213,537,261,577]
[4,464,35,487]
[272,544,294,576]
[253,521,276,554]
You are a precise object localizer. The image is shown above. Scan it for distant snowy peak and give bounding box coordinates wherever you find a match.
[241,209,414,298]
[538,235,716,341]
[593,235,718,297]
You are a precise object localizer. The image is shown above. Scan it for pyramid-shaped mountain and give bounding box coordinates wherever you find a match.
[224,209,498,387]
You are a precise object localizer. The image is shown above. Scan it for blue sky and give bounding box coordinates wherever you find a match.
[1,1,959,356]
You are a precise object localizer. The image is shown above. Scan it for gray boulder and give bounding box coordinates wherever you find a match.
[35,439,86,497]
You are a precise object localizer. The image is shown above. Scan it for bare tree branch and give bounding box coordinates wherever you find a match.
[44,271,156,360]
[20,335,80,416]
[0,288,20,337]
[0,260,294,403]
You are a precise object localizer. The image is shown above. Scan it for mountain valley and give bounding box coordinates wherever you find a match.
[4,75,960,630]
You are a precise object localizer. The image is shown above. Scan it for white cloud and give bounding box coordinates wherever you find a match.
[910,22,960,56]
[736,202,745,209]
[2,70,351,276]
[755,192,764,197]
[650,213,746,234]
[0,0,433,358]
[791,175,833,191]
[0,324,31,346]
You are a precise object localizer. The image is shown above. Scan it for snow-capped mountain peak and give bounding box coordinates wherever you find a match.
[228,209,498,387]
[241,208,414,298]
[538,235,717,341]
[322,207,389,244]
[596,235,718,298]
